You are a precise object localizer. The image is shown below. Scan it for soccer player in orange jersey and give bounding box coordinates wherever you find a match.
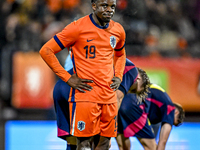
[39,0,126,149]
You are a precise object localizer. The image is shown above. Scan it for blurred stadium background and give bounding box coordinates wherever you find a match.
[0,0,200,150]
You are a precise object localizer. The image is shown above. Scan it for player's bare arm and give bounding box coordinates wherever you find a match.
[110,76,121,91]
[157,123,172,150]
[67,73,93,93]
[116,89,124,109]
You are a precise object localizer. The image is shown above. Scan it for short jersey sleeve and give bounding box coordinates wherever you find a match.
[118,58,138,95]
[159,93,175,126]
[148,85,175,126]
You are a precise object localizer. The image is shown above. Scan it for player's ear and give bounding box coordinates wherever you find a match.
[175,108,178,113]
[92,2,97,11]
[175,108,179,117]
[137,74,142,82]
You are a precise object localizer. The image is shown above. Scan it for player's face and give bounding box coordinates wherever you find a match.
[129,74,144,94]
[136,74,145,94]
[92,0,116,25]
[174,109,182,126]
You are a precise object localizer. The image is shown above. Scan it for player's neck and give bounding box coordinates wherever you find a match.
[92,13,107,27]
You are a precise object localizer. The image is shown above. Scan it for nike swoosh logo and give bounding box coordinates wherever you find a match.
[87,39,94,42]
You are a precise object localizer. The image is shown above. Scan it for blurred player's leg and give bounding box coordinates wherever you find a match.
[66,136,77,150]
[77,137,93,150]
[137,137,156,150]
[115,134,131,150]
[66,144,76,150]
[94,136,111,150]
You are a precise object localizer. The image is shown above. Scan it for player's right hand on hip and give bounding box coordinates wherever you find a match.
[66,74,93,93]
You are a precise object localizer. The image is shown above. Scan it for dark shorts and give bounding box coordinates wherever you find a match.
[53,79,71,140]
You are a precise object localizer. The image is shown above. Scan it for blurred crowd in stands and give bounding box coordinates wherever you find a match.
[0,0,200,57]
[0,0,200,119]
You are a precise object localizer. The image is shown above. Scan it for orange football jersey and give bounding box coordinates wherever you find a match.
[42,14,126,104]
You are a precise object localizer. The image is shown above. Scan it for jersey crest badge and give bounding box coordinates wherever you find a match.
[77,121,85,131]
[110,36,116,48]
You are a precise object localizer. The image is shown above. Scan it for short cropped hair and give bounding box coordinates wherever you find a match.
[173,103,185,126]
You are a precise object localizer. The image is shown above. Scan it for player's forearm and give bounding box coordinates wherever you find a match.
[116,90,124,110]
[39,39,71,82]
[114,48,126,81]
[157,123,171,150]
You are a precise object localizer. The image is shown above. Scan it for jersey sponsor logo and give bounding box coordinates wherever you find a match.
[110,36,116,48]
[77,121,85,131]
[87,39,94,42]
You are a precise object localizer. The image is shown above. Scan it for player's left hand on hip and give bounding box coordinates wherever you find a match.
[110,77,121,91]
